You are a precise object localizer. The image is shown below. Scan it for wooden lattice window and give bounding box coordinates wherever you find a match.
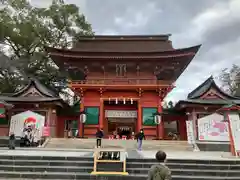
[116,64,127,77]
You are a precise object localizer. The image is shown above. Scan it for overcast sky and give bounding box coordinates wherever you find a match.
[32,0,240,102]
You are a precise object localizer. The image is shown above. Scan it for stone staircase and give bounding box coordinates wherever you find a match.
[45,138,193,151]
[0,154,239,179]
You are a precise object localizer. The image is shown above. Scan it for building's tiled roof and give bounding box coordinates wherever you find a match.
[12,78,58,98]
[46,45,201,58]
[72,34,173,52]
[187,76,240,100]
[0,78,66,105]
[175,76,240,109]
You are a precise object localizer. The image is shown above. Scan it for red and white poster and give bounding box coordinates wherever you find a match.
[9,110,45,138]
[198,113,229,141]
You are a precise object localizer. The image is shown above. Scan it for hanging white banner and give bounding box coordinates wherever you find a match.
[186,120,195,144]
[105,110,137,118]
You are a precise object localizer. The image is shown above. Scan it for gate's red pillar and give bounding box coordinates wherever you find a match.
[137,100,142,132]
[226,112,236,156]
[79,98,84,137]
[158,99,164,139]
[178,116,187,140]
[99,98,104,129]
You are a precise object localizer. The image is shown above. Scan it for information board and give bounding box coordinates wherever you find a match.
[91,148,128,175]
[198,113,229,141]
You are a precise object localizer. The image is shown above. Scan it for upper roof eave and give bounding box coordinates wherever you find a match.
[76,34,172,41]
[46,44,201,55]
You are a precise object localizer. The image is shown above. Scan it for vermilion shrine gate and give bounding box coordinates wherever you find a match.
[47,35,201,139]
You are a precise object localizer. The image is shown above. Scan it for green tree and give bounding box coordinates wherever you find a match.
[219,64,240,97]
[0,0,93,94]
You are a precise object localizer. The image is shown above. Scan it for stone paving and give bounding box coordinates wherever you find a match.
[0,148,238,160]
[138,150,238,160]
[45,138,193,151]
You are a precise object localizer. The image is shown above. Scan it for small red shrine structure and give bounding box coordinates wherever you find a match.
[0,78,66,137]
[175,76,240,140]
[47,35,201,139]
[175,76,240,151]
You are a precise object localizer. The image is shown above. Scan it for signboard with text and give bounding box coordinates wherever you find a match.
[198,113,229,141]
[105,110,137,118]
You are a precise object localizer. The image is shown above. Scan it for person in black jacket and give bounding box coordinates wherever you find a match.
[9,133,16,150]
[96,128,104,148]
[136,129,145,151]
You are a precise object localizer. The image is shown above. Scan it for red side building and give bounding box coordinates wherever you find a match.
[47,35,201,139]
[175,76,240,151]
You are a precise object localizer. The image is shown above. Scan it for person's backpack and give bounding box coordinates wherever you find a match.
[152,165,166,180]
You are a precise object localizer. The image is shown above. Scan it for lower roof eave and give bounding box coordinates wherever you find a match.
[0,96,66,107]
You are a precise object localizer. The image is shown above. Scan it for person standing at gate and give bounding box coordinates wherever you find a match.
[96,128,104,148]
[9,132,16,150]
[136,129,145,151]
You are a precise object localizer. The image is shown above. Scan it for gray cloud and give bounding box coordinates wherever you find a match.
[32,0,240,102]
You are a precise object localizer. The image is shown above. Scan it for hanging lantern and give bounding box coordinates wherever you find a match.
[80,113,86,123]
[123,98,126,104]
[154,114,162,125]
[131,98,133,104]
[115,98,118,104]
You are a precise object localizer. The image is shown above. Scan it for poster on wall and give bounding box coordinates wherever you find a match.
[9,110,45,138]
[228,113,240,153]
[186,120,195,144]
[198,113,229,142]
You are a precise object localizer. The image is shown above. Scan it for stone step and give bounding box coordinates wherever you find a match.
[0,159,94,167]
[1,155,240,165]
[1,156,239,166]
[127,162,240,170]
[0,155,240,179]
[0,155,93,162]
[1,159,240,171]
[1,165,240,177]
[127,158,240,164]
[0,155,93,161]
[0,171,239,180]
